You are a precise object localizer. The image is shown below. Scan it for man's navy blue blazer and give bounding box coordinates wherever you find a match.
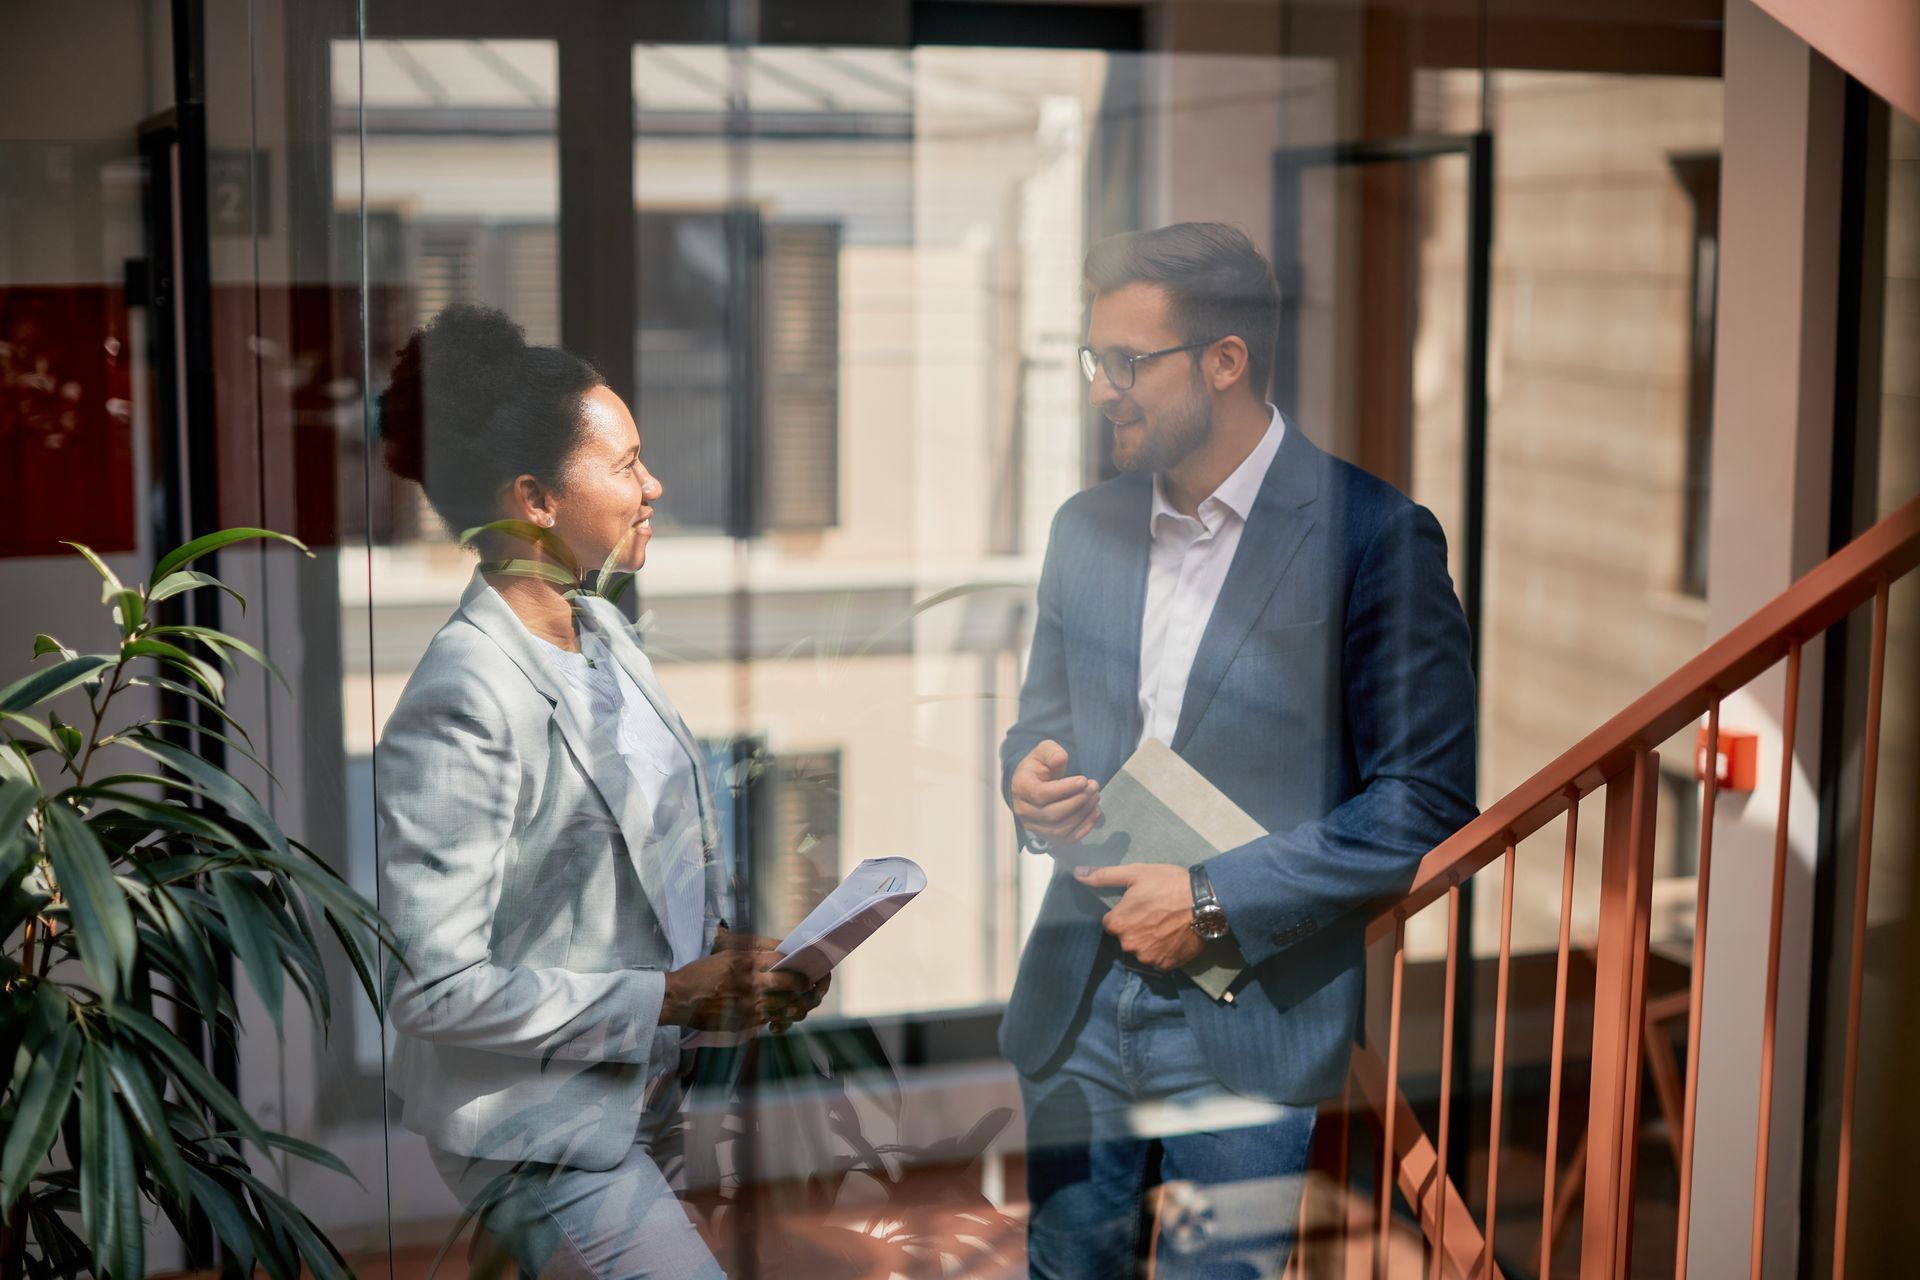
[999,421,1479,1104]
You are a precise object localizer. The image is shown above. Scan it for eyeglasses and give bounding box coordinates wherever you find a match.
[1077,337,1222,392]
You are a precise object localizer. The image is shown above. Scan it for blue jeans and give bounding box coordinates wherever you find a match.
[1020,962,1316,1280]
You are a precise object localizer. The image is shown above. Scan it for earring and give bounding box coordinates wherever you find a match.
[537,514,554,527]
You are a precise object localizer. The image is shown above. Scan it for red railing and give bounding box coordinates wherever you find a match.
[1300,495,1920,1279]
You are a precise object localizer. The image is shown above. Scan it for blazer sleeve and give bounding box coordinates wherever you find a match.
[1000,508,1079,849]
[378,665,667,1065]
[1205,501,1479,966]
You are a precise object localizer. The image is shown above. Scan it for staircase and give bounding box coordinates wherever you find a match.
[1298,496,1920,1280]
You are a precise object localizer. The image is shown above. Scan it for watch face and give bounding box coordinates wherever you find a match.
[1193,906,1230,941]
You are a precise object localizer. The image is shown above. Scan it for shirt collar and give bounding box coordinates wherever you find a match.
[1150,403,1287,532]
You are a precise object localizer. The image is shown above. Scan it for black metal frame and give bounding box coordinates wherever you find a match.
[1803,73,1893,1280]
[265,0,1157,1118]
[136,0,236,1266]
[1270,132,1491,664]
[1272,129,1493,1199]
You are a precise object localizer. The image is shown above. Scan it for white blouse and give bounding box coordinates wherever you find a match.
[535,627,706,969]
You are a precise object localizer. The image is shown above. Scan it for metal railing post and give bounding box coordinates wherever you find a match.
[1579,749,1659,1280]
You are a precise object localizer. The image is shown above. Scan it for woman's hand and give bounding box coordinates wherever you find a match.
[769,970,830,1035]
[660,947,809,1031]
[690,927,831,1033]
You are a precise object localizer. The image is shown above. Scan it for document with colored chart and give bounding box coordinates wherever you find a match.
[771,856,926,983]
[1072,738,1260,1002]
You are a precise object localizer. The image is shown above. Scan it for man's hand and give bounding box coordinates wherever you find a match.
[1011,740,1101,845]
[1076,863,1206,971]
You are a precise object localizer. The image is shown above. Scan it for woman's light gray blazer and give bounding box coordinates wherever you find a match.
[378,572,728,1171]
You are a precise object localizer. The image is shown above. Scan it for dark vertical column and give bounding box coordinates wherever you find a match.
[148,0,233,1267]
[171,0,222,566]
[1449,125,1493,1205]
[558,9,637,404]
[1805,76,1891,1278]
[1353,6,1414,492]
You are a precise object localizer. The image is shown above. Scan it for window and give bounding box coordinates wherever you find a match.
[634,210,841,534]
[1671,151,1721,599]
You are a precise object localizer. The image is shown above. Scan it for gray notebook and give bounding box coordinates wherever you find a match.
[1072,738,1265,1001]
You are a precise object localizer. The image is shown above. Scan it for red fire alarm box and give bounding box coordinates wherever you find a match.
[1695,725,1759,792]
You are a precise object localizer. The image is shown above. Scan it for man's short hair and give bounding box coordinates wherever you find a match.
[1084,222,1281,400]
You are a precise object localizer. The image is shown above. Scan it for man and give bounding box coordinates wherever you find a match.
[1001,222,1477,1278]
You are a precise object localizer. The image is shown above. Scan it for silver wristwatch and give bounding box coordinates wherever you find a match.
[1189,865,1230,941]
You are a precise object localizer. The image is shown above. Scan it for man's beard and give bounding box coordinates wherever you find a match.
[1112,370,1212,475]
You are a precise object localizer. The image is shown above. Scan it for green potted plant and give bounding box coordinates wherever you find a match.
[0,530,397,1280]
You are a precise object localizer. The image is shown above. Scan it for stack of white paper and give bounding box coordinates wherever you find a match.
[770,856,926,983]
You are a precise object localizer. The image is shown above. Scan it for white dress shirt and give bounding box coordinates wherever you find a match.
[1137,404,1287,747]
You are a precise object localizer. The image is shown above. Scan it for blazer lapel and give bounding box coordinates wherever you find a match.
[458,575,689,937]
[1169,425,1324,754]
[578,596,730,938]
[1098,478,1154,769]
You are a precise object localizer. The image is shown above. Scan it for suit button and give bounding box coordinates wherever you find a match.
[572,1040,590,1060]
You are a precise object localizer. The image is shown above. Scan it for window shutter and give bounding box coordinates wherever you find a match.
[413,224,480,327]
[760,221,840,530]
[496,223,560,346]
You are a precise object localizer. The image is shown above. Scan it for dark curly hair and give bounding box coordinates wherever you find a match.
[378,304,607,538]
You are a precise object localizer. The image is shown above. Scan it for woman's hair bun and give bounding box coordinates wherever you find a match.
[377,303,606,537]
[379,304,528,485]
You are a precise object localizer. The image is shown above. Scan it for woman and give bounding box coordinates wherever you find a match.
[376,304,822,1278]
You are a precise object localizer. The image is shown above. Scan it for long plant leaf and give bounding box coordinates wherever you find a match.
[81,1048,120,1271]
[109,588,145,638]
[261,839,393,947]
[43,805,136,999]
[230,1166,351,1280]
[116,1008,269,1152]
[124,675,254,741]
[263,1130,357,1182]
[151,528,310,585]
[147,624,287,686]
[460,518,580,574]
[27,1197,92,1278]
[122,735,287,860]
[475,557,579,590]
[72,771,204,800]
[184,1165,257,1275]
[103,1039,190,1209]
[152,888,228,1024]
[596,523,639,583]
[0,987,80,1214]
[261,879,330,1024]
[60,541,123,600]
[121,639,224,701]
[101,1078,143,1279]
[601,571,638,606]
[212,871,284,1029]
[143,718,277,780]
[147,568,246,612]
[0,654,113,715]
[328,911,387,1016]
[1,710,58,750]
[124,898,231,1032]
[0,776,37,847]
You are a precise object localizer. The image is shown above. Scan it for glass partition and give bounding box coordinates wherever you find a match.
[6,0,1795,1273]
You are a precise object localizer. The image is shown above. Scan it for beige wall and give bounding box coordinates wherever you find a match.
[1405,70,1724,960]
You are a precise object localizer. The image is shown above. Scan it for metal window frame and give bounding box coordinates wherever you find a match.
[1272,128,1494,1200]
